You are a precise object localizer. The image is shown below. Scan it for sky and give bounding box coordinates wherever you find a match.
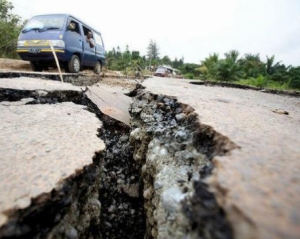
[10,0,300,66]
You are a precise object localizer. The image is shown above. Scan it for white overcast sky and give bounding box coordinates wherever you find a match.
[10,0,300,66]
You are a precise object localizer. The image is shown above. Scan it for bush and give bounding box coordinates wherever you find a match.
[184,73,195,79]
[0,0,23,59]
[288,67,300,89]
[249,75,268,88]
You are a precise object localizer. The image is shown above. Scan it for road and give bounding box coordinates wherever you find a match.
[0,73,299,239]
[143,77,300,239]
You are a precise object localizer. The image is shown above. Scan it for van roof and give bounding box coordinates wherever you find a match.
[29,13,102,36]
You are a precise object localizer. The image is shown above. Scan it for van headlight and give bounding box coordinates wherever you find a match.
[17,40,25,47]
[49,40,65,47]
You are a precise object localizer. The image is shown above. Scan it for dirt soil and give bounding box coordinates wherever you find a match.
[0,58,31,71]
[0,58,139,90]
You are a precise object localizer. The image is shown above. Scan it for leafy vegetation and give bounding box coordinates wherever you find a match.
[0,0,24,58]
[196,50,300,90]
[1,0,299,90]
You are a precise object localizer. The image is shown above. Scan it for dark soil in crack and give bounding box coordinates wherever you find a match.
[129,88,236,239]
[87,104,146,239]
[0,88,146,239]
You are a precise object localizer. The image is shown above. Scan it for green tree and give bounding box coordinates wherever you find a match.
[287,66,300,89]
[161,55,172,65]
[179,63,200,76]
[270,63,290,84]
[116,46,122,59]
[0,0,22,58]
[238,53,265,78]
[265,55,281,75]
[225,50,239,63]
[215,50,243,82]
[197,53,219,79]
[172,57,184,69]
[131,50,140,60]
[147,39,160,61]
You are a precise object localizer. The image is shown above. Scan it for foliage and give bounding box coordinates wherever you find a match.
[147,39,159,60]
[238,53,265,78]
[172,57,184,69]
[197,53,219,79]
[1,0,299,90]
[287,66,300,89]
[0,0,23,58]
[214,58,243,82]
[184,73,195,79]
[249,75,268,88]
[179,63,200,76]
[214,50,243,82]
[265,55,281,75]
[161,55,172,65]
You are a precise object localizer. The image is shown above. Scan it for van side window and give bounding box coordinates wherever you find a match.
[68,20,80,34]
[94,33,103,47]
[82,26,93,38]
[82,26,95,48]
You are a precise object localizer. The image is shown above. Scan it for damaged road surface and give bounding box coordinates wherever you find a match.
[0,77,144,238]
[0,75,300,239]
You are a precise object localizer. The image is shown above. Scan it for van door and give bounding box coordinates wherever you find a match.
[64,19,84,61]
[93,32,105,63]
[82,26,97,66]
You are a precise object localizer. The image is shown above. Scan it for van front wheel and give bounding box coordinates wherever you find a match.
[68,55,80,73]
[93,61,102,75]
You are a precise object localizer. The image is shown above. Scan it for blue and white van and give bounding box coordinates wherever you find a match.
[17,14,105,74]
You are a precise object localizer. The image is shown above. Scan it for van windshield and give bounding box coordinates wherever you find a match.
[22,15,65,33]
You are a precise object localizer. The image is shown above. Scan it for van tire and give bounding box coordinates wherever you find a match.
[68,55,80,73]
[93,61,102,75]
[30,61,43,72]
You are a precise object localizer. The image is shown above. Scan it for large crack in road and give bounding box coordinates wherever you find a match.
[129,88,236,239]
[0,82,237,238]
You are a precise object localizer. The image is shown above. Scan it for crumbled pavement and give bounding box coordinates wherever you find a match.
[0,76,135,238]
[0,78,105,228]
[141,77,300,239]
[1,74,300,239]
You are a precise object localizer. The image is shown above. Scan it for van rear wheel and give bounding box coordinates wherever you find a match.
[68,55,80,73]
[93,61,102,75]
[30,61,43,72]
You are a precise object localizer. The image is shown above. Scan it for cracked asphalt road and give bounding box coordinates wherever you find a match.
[0,74,299,239]
[143,77,300,239]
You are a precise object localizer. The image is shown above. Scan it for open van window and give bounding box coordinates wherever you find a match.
[82,25,95,48]
[82,26,93,39]
[67,20,80,35]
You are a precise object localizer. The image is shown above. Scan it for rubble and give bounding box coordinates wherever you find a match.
[0,71,299,239]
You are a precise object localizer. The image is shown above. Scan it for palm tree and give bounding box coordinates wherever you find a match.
[215,50,242,82]
[225,50,239,63]
[197,53,219,79]
[288,66,300,89]
[265,55,281,75]
[239,53,265,78]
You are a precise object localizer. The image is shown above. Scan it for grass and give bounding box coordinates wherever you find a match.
[236,78,292,91]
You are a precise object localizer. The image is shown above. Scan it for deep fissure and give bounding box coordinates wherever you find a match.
[0,84,237,239]
[129,88,236,239]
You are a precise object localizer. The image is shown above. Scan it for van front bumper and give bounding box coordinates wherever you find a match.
[17,47,67,61]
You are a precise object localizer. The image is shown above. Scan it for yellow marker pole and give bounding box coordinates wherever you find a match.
[49,41,63,82]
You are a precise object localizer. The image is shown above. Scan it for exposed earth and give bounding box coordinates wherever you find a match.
[0,58,300,239]
[0,59,31,72]
[0,58,136,90]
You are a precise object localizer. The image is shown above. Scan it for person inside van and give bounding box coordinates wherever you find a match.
[86,31,95,48]
[68,22,76,31]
